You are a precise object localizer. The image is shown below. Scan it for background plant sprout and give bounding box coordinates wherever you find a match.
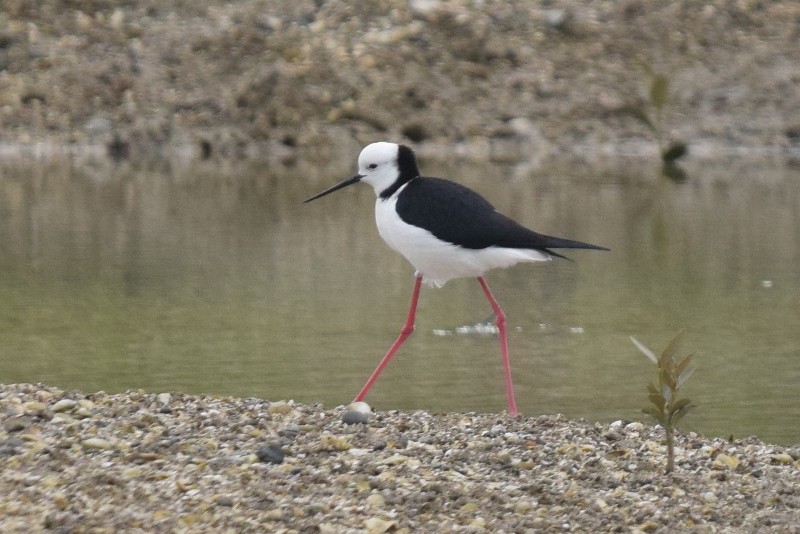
[631,332,697,473]
[627,58,688,181]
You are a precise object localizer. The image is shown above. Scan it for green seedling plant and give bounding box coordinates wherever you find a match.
[627,58,688,180]
[631,332,697,473]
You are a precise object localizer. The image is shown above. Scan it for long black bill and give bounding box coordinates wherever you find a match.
[303,174,363,203]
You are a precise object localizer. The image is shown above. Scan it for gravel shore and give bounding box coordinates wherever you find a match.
[1,383,798,532]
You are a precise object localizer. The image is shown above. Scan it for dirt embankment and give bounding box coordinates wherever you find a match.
[1,1,799,163]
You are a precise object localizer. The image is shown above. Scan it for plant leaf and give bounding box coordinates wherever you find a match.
[619,106,657,132]
[670,403,697,426]
[677,364,696,389]
[660,368,676,392]
[675,352,694,379]
[650,74,669,109]
[649,390,666,411]
[659,331,684,368]
[669,397,693,413]
[648,381,666,408]
[631,336,658,364]
[662,141,687,162]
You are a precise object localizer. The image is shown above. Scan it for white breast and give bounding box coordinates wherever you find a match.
[374,188,551,287]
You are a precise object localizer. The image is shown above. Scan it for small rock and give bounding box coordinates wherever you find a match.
[544,9,573,30]
[713,453,740,469]
[321,435,351,451]
[381,453,410,465]
[52,399,77,412]
[278,424,300,440]
[365,493,385,508]
[364,516,397,534]
[770,453,793,464]
[702,491,718,503]
[22,401,47,413]
[0,438,25,455]
[409,0,442,18]
[3,416,32,432]
[255,443,285,464]
[515,501,534,514]
[214,495,234,507]
[513,459,535,470]
[77,399,95,410]
[267,400,294,415]
[347,401,372,414]
[342,410,370,425]
[461,502,479,512]
[157,392,171,406]
[73,408,92,419]
[263,509,284,521]
[81,438,113,450]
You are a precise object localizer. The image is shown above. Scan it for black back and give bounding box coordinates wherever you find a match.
[394,177,607,255]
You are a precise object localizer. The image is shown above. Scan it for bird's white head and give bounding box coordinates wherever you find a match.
[303,142,420,203]
[356,142,403,197]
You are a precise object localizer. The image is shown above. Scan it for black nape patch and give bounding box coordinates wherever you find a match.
[379,144,421,199]
[397,145,420,181]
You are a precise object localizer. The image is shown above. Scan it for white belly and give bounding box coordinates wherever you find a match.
[375,194,550,287]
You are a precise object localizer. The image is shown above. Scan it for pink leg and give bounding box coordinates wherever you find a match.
[354,274,423,402]
[477,277,519,416]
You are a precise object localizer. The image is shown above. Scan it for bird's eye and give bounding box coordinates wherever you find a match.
[368,163,377,170]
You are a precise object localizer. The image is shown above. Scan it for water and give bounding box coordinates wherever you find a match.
[1,157,798,445]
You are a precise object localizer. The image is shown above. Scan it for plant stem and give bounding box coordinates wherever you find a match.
[665,425,674,473]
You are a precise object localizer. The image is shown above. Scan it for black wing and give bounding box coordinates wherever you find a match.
[394,177,608,256]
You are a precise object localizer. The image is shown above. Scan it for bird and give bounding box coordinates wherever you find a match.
[304,142,608,416]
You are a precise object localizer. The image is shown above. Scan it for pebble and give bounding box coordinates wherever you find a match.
[770,453,793,464]
[52,399,77,412]
[267,400,294,415]
[23,401,47,413]
[81,438,113,450]
[214,495,234,507]
[713,453,740,469]
[0,439,25,455]
[255,443,285,464]
[278,424,300,440]
[3,416,31,432]
[347,401,372,414]
[73,407,92,419]
[364,517,397,533]
[365,493,385,508]
[342,410,370,425]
